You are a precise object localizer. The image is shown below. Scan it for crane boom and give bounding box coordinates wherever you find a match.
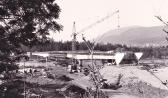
[77,10,119,35]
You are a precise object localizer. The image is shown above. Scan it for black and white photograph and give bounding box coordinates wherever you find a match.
[0,0,168,98]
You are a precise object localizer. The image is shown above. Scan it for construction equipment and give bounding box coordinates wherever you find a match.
[71,10,119,52]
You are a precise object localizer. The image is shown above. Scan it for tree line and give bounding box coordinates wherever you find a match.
[21,40,127,52]
[20,39,168,59]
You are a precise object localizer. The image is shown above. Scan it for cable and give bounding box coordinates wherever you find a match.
[117,11,120,29]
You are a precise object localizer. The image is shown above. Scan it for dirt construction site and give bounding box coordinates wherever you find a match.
[0,57,168,98]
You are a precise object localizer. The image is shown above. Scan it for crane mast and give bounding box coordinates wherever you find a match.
[72,22,77,52]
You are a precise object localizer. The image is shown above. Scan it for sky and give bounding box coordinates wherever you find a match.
[50,0,168,42]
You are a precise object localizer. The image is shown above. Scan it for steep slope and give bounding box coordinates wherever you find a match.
[98,26,167,46]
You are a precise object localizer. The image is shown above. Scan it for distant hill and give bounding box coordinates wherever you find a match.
[97,26,168,46]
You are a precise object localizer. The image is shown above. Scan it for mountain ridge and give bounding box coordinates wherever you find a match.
[97,26,167,46]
